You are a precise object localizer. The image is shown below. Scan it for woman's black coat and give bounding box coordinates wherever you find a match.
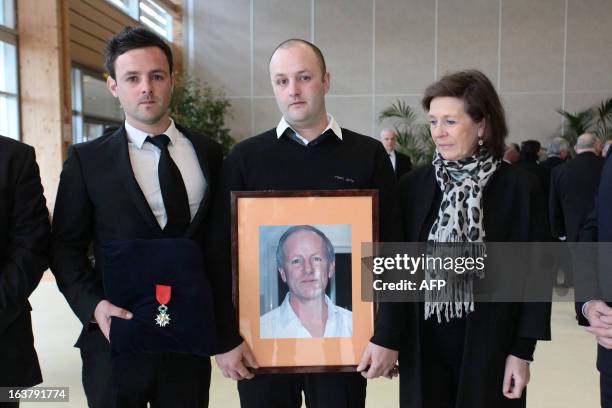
[392,162,551,408]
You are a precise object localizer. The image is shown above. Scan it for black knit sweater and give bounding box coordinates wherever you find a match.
[208,127,402,353]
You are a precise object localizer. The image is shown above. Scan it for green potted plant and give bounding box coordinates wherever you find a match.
[557,96,612,146]
[592,97,612,141]
[170,75,236,155]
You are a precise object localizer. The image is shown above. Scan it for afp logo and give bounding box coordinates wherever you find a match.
[419,280,446,290]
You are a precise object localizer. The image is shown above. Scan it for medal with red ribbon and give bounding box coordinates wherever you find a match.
[155,284,172,327]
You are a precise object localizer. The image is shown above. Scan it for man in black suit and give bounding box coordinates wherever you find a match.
[380,128,412,179]
[541,137,570,172]
[550,133,603,290]
[502,142,520,164]
[517,140,549,194]
[550,133,604,242]
[0,136,49,407]
[51,27,223,407]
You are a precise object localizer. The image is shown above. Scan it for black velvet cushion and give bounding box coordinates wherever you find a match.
[102,239,216,356]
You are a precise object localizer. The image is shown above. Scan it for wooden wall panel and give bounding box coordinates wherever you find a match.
[71,42,104,69]
[18,0,68,209]
[70,26,107,53]
[70,9,119,39]
[68,0,137,71]
[68,0,183,74]
[81,0,137,24]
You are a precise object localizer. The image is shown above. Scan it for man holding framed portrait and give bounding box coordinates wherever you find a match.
[210,38,403,408]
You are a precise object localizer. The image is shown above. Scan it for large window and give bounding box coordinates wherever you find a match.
[0,0,18,140]
[105,0,173,40]
[72,67,123,143]
[0,0,15,29]
[139,0,173,41]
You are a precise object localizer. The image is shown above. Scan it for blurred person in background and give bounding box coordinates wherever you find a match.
[380,128,412,179]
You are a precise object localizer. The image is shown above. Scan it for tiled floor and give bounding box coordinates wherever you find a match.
[26,275,598,407]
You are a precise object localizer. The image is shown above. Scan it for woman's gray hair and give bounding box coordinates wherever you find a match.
[276,225,335,269]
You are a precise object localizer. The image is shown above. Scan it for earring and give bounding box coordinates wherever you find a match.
[478,137,484,146]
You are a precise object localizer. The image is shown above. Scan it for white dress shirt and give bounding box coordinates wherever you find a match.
[259,293,353,339]
[124,120,206,229]
[275,114,343,143]
[388,150,397,170]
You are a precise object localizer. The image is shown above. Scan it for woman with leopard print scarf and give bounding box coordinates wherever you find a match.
[391,70,551,408]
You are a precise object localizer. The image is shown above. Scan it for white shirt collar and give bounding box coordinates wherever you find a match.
[275,113,343,142]
[388,150,396,159]
[124,119,179,149]
[280,292,335,326]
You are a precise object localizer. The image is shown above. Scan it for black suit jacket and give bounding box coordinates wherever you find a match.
[549,152,604,241]
[540,156,565,172]
[516,160,550,201]
[576,154,612,374]
[51,125,224,351]
[394,151,412,179]
[0,136,49,387]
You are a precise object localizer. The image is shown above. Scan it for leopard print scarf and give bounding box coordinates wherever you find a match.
[425,149,501,322]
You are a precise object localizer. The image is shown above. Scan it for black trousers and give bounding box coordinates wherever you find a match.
[237,372,366,408]
[602,372,612,408]
[420,316,466,408]
[599,346,612,408]
[80,329,211,408]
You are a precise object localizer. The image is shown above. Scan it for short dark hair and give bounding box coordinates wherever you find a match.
[270,39,327,77]
[276,225,335,270]
[422,69,508,159]
[520,140,541,162]
[104,26,173,79]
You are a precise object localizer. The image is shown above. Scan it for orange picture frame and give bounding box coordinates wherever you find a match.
[231,190,379,373]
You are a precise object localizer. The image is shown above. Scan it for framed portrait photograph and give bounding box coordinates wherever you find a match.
[231,190,378,373]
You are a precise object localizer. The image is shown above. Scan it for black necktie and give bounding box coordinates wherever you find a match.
[147,134,190,237]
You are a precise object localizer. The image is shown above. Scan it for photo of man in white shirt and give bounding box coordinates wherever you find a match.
[260,225,352,339]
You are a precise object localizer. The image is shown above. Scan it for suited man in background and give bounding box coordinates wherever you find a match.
[550,133,604,289]
[541,137,570,172]
[550,133,604,243]
[51,27,223,407]
[516,139,553,216]
[503,142,520,164]
[380,128,412,179]
[603,140,612,158]
[0,136,49,407]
